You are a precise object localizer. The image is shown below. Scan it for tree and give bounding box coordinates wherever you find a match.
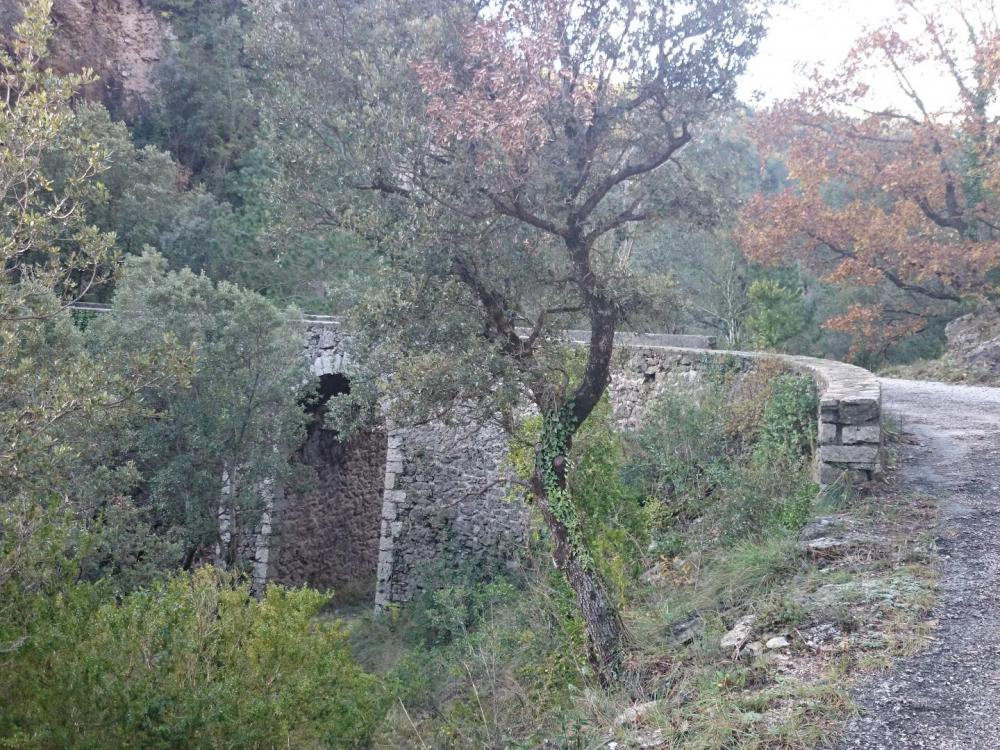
[745,278,812,351]
[0,0,189,647]
[89,251,308,572]
[0,0,180,503]
[741,0,1000,352]
[257,0,771,684]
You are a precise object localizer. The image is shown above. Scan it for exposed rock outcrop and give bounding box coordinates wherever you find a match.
[3,0,172,117]
[945,308,1000,373]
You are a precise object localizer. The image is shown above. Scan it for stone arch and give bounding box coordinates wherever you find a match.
[263,326,389,606]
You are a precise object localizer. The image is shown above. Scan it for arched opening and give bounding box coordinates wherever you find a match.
[315,372,351,402]
[268,372,387,608]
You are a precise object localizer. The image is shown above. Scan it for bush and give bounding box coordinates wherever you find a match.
[352,569,591,749]
[0,568,386,749]
[628,365,818,543]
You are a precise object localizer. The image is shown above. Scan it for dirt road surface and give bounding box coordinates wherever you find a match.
[840,378,1000,749]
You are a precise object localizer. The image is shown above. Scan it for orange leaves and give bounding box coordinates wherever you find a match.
[412,0,592,168]
[824,304,925,361]
[741,0,1000,324]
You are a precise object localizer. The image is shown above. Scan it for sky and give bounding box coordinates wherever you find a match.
[737,0,959,109]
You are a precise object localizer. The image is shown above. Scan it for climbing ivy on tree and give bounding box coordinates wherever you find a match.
[256,0,774,685]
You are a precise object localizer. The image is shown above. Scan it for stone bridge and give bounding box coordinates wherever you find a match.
[69,304,884,609]
[284,319,883,611]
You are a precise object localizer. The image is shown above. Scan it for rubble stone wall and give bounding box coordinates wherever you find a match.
[265,322,883,609]
[267,426,387,600]
[374,420,528,609]
[610,346,884,485]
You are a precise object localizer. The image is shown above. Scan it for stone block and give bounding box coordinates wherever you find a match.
[818,463,847,485]
[818,422,838,444]
[841,425,880,444]
[838,399,879,425]
[820,444,880,467]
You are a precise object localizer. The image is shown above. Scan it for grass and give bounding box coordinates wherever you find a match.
[614,483,937,750]
[881,356,1000,386]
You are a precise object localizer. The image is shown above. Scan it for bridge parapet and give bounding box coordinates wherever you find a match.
[610,345,884,486]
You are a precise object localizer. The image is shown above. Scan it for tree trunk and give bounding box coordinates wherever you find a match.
[534,408,629,687]
[534,479,629,687]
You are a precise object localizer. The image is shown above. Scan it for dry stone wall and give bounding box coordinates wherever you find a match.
[261,321,883,610]
[258,321,390,601]
[610,346,884,485]
[267,426,387,600]
[374,419,528,609]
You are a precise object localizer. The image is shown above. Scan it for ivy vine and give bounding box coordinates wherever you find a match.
[537,402,593,567]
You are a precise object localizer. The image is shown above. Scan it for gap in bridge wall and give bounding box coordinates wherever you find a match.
[267,372,387,605]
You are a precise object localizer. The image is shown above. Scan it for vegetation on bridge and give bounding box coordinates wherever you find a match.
[0,0,994,746]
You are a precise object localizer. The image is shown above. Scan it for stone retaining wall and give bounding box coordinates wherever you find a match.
[611,346,884,485]
[267,425,387,600]
[374,419,528,610]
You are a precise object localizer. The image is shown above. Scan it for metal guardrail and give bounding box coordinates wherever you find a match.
[67,302,342,326]
[66,303,715,347]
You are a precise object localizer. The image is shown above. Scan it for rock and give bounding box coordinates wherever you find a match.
[615,700,660,726]
[766,636,791,650]
[819,421,838,444]
[671,614,701,645]
[803,622,842,648]
[637,730,667,748]
[2,1,174,117]
[819,444,880,467]
[745,640,765,657]
[800,516,850,541]
[720,615,756,650]
[803,529,886,560]
[806,536,854,556]
[842,425,881,444]
[945,309,1000,372]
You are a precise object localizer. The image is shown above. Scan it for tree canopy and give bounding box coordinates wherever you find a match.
[742,0,1000,355]
[257,0,774,683]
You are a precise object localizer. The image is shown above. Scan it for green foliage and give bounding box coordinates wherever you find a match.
[0,566,385,749]
[745,279,813,351]
[627,381,735,516]
[356,570,591,749]
[756,373,819,458]
[137,1,256,199]
[568,403,659,607]
[630,365,818,542]
[88,251,308,568]
[0,2,190,600]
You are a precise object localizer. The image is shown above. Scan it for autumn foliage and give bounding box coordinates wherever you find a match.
[741,0,1000,354]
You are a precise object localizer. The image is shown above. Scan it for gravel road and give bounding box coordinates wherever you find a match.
[840,378,1000,749]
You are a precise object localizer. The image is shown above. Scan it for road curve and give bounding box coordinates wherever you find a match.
[840,378,1000,749]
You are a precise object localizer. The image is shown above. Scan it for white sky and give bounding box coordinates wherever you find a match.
[738,0,960,110]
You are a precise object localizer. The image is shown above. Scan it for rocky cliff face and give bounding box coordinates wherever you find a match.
[2,0,172,117]
[945,309,1000,373]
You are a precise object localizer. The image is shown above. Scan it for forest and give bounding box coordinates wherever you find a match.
[2,0,999,747]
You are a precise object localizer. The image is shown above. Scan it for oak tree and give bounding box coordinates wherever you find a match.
[741,0,1000,355]
[257,0,770,684]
